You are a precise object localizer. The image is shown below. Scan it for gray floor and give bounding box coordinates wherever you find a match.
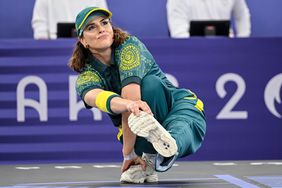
[1,160,282,188]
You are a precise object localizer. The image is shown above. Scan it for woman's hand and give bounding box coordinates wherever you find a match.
[121,156,146,173]
[126,100,152,116]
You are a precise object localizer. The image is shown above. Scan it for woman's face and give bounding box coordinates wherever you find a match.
[80,16,114,52]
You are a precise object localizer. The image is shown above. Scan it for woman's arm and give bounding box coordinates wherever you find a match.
[83,85,152,172]
[84,86,142,155]
[84,87,151,115]
[120,83,151,172]
[84,88,127,112]
[120,83,141,156]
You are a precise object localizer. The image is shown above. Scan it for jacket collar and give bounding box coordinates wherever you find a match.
[87,52,115,74]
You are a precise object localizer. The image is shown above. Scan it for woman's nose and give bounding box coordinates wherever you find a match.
[97,25,105,33]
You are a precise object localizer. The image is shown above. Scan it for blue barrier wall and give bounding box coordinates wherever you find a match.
[0,38,281,164]
[0,0,282,38]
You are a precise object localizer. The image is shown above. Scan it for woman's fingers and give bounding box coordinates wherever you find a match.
[136,157,146,171]
[140,101,152,115]
[121,159,135,172]
[121,157,146,172]
[126,100,152,116]
[127,102,140,115]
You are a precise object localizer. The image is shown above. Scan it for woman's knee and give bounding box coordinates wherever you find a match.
[141,75,163,94]
[141,75,165,102]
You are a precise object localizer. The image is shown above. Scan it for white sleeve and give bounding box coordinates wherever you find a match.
[31,0,49,39]
[167,0,190,38]
[95,0,109,9]
[232,0,251,37]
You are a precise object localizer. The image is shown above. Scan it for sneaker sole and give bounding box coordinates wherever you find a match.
[128,112,177,157]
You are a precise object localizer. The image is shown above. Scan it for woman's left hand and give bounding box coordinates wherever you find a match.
[121,156,146,172]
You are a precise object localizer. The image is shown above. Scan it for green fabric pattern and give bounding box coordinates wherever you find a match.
[76,65,105,98]
[115,36,155,85]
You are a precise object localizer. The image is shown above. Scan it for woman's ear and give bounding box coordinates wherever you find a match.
[79,37,88,48]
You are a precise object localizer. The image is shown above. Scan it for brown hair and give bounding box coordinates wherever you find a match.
[68,26,129,72]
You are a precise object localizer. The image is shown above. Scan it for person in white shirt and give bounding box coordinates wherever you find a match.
[31,0,108,39]
[167,0,251,38]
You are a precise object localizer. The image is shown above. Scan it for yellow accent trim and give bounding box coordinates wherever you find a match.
[117,127,123,141]
[78,8,112,30]
[184,89,197,100]
[195,99,204,112]
[184,96,197,100]
[95,91,117,113]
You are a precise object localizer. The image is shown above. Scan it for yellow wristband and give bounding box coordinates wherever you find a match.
[95,91,119,114]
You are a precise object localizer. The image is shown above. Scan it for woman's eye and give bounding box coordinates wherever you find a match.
[87,25,96,31]
[102,20,109,25]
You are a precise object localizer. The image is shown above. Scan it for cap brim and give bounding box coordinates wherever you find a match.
[78,8,112,31]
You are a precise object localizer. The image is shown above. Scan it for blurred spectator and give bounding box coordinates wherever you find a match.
[32,0,108,39]
[167,0,251,38]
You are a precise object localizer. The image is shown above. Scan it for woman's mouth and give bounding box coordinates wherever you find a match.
[97,34,109,40]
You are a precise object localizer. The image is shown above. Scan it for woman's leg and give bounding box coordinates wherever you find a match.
[162,102,206,158]
[133,75,173,155]
[126,75,206,159]
[153,99,206,171]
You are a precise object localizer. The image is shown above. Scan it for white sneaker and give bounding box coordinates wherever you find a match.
[142,153,158,182]
[128,111,178,157]
[120,165,145,183]
[120,155,158,183]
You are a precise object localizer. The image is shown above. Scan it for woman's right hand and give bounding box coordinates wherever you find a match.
[126,100,152,116]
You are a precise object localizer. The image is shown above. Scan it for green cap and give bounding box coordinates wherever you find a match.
[75,7,112,37]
